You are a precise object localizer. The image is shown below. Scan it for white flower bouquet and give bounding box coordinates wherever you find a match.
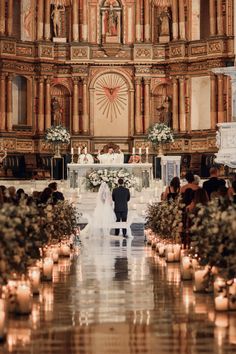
[45,125,70,144]
[86,168,138,191]
[147,123,174,145]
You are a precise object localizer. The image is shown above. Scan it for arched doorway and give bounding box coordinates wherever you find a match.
[90,71,131,137]
[152,83,173,127]
[51,84,71,130]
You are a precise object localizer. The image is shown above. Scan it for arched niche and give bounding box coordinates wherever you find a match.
[51,84,71,131]
[100,0,123,44]
[12,76,27,126]
[152,83,173,127]
[89,70,133,137]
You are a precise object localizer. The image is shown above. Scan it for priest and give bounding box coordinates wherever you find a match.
[98,147,124,164]
[78,147,94,164]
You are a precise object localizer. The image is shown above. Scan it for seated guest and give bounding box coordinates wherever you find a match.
[187,188,209,212]
[203,167,226,199]
[16,188,28,203]
[40,187,53,204]
[128,155,141,164]
[180,171,200,194]
[227,172,236,198]
[162,177,180,201]
[78,147,94,164]
[7,186,18,204]
[48,182,64,202]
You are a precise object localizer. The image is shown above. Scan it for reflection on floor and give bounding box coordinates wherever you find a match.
[2,228,236,354]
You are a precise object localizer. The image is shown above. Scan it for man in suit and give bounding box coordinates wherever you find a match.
[203,167,226,199]
[112,178,130,237]
[48,182,64,203]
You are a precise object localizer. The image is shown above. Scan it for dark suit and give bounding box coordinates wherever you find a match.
[112,186,130,236]
[203,177,226,199]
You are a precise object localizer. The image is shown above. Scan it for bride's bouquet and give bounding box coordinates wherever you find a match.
[86,168,137,191]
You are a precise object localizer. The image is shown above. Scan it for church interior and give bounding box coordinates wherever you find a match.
[0,1,236,354]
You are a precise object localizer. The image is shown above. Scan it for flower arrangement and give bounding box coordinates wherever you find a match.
[190,200,236,280]
[86,168,138,190]
[147,123,174,145]
[145,198,183,242]
[45,125,70,144]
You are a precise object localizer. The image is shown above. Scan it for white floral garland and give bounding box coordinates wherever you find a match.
[45,125,70,144]
[147,123,174,145]
[86,168,137,190]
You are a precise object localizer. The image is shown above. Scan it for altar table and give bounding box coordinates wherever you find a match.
[67,163,153,189]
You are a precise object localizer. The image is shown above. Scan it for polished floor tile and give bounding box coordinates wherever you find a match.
[1,230,236,354]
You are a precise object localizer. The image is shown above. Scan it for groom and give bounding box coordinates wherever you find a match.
[112,178,130,237]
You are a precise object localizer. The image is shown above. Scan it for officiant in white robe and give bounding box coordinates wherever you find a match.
[98,148,124,164]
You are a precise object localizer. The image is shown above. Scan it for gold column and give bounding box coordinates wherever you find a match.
[6,75,12,131]
[209,0,216,36]
[44,0,51,40]
[135,78,143,134]
[37,0,44,40]
[217,74,224,123]
[0,75,6,130]
[45,78,51,130]
[135,0,142,42]
[144,0,150,42]
[172,78,179,131]
[73,78,79,133]
[38,78,45,132]
[210,74,217,129]
[72,0,79,41]
[0,0,6,35]
[7,0,13,36]
[172,0,179,40]
[82,0,88,42]
[130,89,135,136]
[144,78,151,132]
[179,77,186,132]
[217,0,224,35]
[179,1,186,40]
[82,78,89,134]
[27,78,33,126]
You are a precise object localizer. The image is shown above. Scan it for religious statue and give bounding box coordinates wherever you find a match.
[156,96,172,127]
[51,4,65,37]
[159,6,171,37]
[104,4,118,36]
[51,97,63,125]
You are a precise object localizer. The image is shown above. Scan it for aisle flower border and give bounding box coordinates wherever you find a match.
[147,123,174,145]
[86,168,138,191]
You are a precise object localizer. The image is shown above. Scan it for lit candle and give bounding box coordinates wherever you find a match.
[158,245,165,257]
[0,299,6,340]
[139,147,142,155]
[78,147,81,155]
[146,147,149,155]
[229,279,236,310]
[51,245,59,263]
[16,283,32,315]
[215,295,229,311]
[194,268,208,292]
[60,243,71,257]
[71,147,74,155]
[28,267,41,295]
[167,252,175,262]
[180,256,192,280]
[43,257,54,281]
[132,147,135,155]
[173,244,181,262]
[84,147,87,154]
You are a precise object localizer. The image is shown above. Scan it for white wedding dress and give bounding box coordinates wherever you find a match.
[80,182,116,237]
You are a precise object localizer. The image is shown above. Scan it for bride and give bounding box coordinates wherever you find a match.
[80,182,116,237]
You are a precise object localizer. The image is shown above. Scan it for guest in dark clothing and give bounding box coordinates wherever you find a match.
[232,181,236,204]
[162,177,180,201]
[203,167,226,199]
[112,178,130,237]
[40,187,53,204]
[48,182,64,203]
[180,171,199,194]
[187,188,209,212]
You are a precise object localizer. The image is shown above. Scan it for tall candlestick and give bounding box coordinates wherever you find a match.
[146,147,149,154]
[71,147,74,155]
[84,147,87,154]
[139,147,142,155]
[78,147,81,155]
[132,147,135,155]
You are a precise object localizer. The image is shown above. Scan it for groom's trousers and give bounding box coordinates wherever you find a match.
[115,211,128,236]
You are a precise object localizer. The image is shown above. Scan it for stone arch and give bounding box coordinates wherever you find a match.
[89,70,134,137]
[51,84,71,130]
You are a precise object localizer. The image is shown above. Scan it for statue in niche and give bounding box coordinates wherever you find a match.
[104,4,118,36]
[158,6,171,37]
[51,97,63,125]
[156,96,172,127]
[51,4,65,37]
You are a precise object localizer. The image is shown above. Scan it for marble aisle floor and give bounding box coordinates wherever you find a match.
[1,229,236,354]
